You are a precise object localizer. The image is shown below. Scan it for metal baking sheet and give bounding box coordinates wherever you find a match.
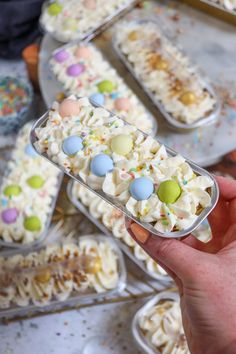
[30,100,219,239]
[112,19,221,130]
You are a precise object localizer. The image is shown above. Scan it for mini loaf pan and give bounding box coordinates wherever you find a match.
[112,19,221,130]
[50,41,158,137]
[30,99,219,239]
[67,179,172,284]
[40,0,139,43]
[0,234,127,320]
[132,291,180,354]
[0,122,63,249]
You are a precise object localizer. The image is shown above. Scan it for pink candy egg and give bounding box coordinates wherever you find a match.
[59,99,81,118]
[75,46,92,60]
[83,0,96,10]
[114,97,131,112]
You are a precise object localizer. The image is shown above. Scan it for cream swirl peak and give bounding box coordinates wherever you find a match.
[40,0,136,42]
[139,299,189,354]
[50,42,155,134]
[34,96,216,236]
[114,21,217,125]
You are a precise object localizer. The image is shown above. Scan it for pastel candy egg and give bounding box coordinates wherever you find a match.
[62,18,77,31]
[75,47,92,59]
[129,177,154,201]
[111,134,133,156]
[157,180,181,204]
[24,143,38,157]
[59,99,81,118]
[53,49,69,63]
[47,2,63,16]
[97,80,114,93]
[24,216,42,232]
[66,63,85,77]
[4,185,22,197]
[62,136,83,156]
[83,0,96,10]
[90,93,105,106]
[90,154,114,177]
[27,176,45,189]
[1,208,19,224]
[114,97,131,112]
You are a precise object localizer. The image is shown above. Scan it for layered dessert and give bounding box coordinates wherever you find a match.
[0,123,61,244]
[50,43,155,134]
[34,96,215,235]
[72,182,168,279]
[138,297,189,353]
[208,0,236,11]
[0,237,120,308]
[114,21,217,125]
[40,0,136,42]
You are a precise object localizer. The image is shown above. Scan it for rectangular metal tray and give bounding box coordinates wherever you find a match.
[30,99,219,239]
[132,291,180,354]
[0,234,126,320]
[50,41,158,137]
[112,19,221,130]
[0,122,63,249]
[67,179,172,284]
[40,0,139,43]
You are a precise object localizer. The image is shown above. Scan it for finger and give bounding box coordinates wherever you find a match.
[207,200,229,238]
[181,234,206,251]
[215,176,236,201]
[127,222,205,280]
[229,198,236,224]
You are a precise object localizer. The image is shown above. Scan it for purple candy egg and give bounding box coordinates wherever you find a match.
[66,63,85,77]
[54,50,69,63]
[1,208,19,224]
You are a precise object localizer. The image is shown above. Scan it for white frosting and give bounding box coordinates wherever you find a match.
[139,299,189,354]
[115,21,216,124]
[0,237,120,309]
[0,122,61,244]
[73,182,168,278]
[40,0,135,42]
[50,43,154,134]
[35,97,214,234]
[210,0,236,10]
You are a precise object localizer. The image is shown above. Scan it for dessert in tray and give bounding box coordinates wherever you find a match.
[113,20,219,128]
[32,96,218,238]
[69,182,169,281]
[0,122,62,246]
[0,236,124,310]
[40,0,137,42]
[205,0,236,12]
[50,42,156,135]
[133,292,189,354]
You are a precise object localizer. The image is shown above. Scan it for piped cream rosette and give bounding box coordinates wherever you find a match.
[114,21,216,124]
[0,236,121,309]
[34,96,214,235]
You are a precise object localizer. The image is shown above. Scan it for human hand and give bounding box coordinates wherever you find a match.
[126,176,236,354]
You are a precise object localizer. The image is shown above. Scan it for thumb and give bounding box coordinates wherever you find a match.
[126,220,208,280]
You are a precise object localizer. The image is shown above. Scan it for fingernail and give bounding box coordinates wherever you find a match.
[130,223,150,244]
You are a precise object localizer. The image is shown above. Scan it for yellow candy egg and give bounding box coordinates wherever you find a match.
[111,134,133,156]
[179,91,197,105]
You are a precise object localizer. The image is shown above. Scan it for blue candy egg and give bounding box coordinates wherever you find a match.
[129,177,154,201]
[90,154,114,177]
[62,136,83,156]
[89,93,105,106]
[24,144,38,158]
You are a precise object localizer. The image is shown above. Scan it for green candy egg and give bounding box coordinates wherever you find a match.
[97,80,114,93]
[62,18,77,31]
[47,2,63,16]
[4,185,22,197]
[24,216,42,232]
[111,134,133,156]
[27,176,45,189]
[157,180,181,204]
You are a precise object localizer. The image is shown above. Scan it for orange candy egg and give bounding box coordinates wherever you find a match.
[114,97,131,112]
[75,46,92,60]
[83,0,96,10]
[59,99,81,118]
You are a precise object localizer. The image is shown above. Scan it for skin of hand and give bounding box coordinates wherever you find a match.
[126,176,236,354]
